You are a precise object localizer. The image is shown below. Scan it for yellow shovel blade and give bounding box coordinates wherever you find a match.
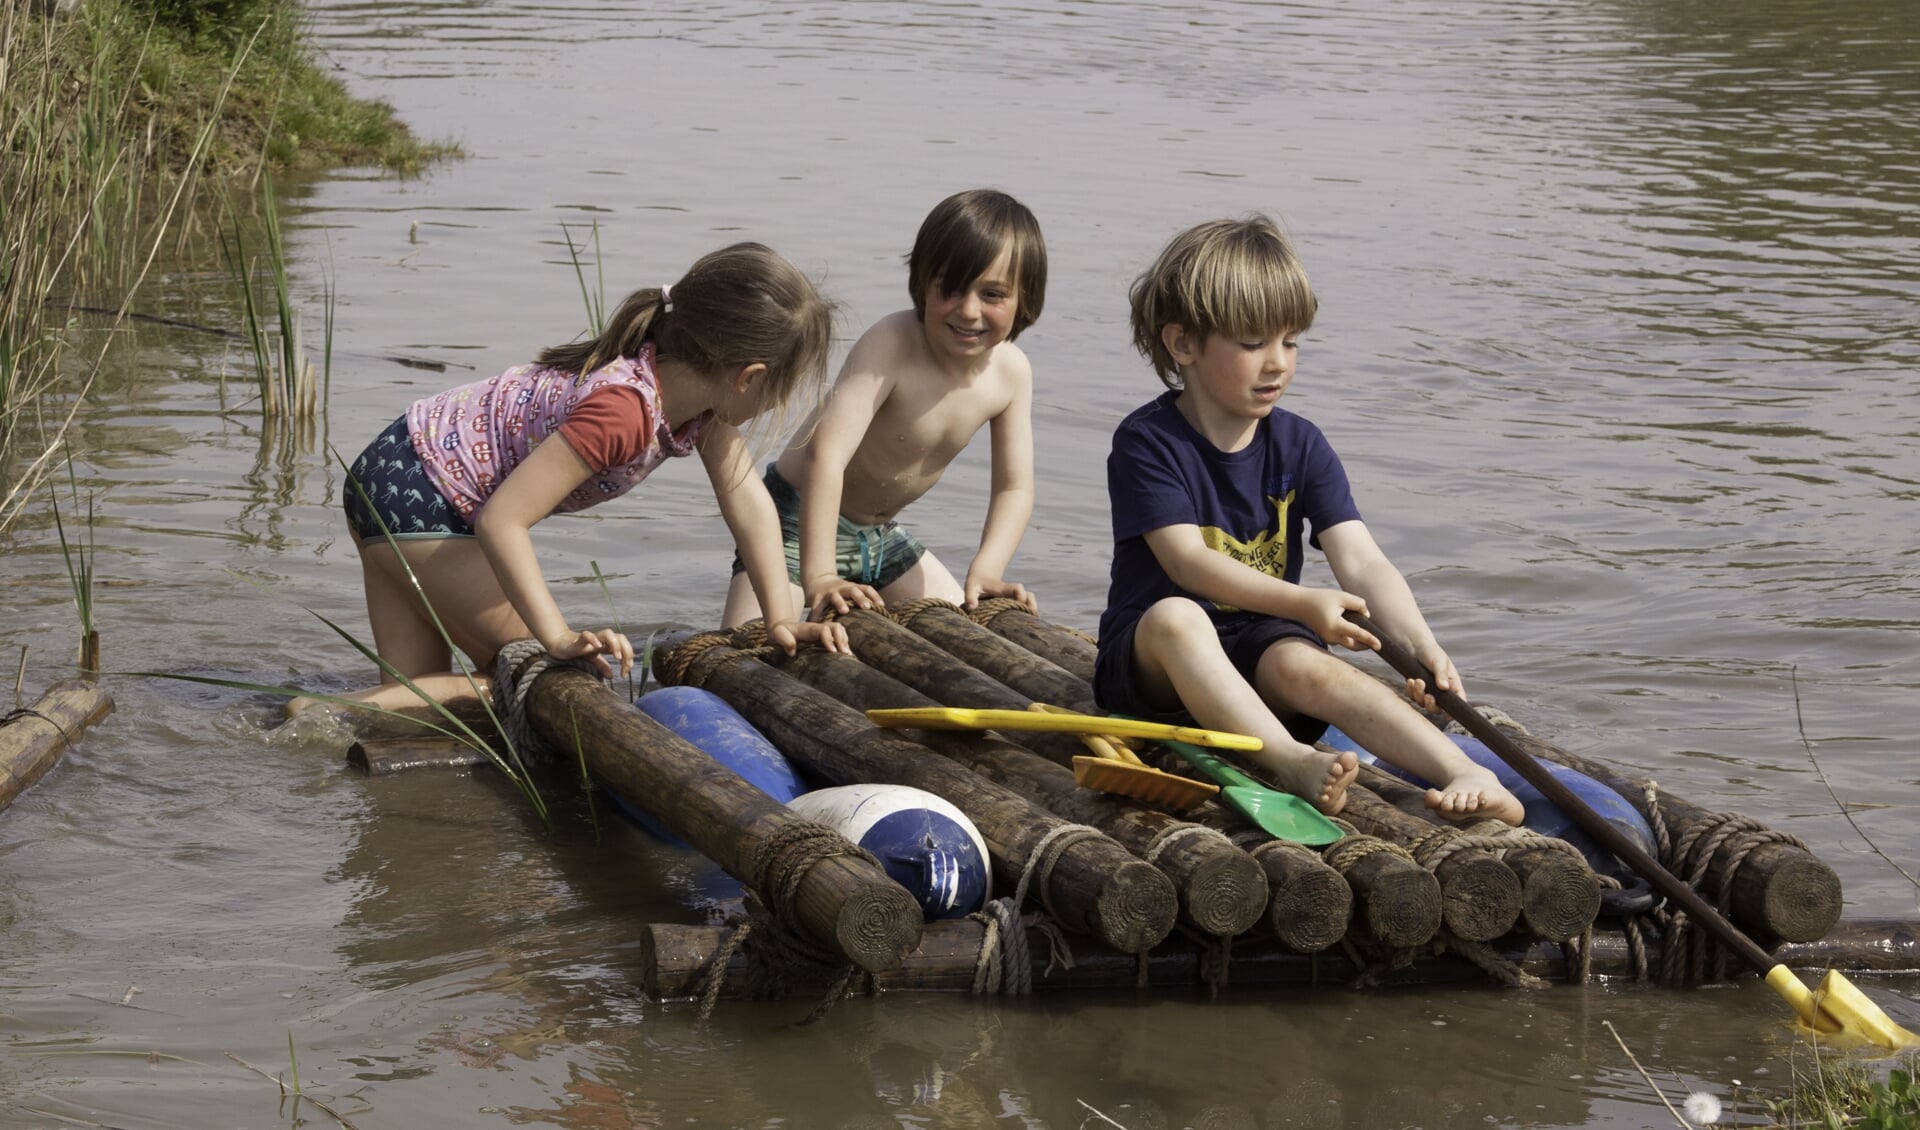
[1767,965,1920,1052]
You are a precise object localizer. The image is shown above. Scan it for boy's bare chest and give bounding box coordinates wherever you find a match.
[871,380,1003,460]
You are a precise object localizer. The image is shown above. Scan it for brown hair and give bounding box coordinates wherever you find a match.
[907,189,1047,340]
[536,242,835,443]
[1128,215,1317,389]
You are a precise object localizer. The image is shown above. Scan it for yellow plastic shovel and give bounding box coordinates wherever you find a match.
[1349,610,1920,1051]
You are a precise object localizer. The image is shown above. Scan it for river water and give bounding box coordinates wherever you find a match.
[3,0,1918,1126]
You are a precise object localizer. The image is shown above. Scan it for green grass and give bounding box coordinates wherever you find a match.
[1766,1052,1920,1129]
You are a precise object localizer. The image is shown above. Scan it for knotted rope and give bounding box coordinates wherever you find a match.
[490,638,608,759]
[1642,782,1810,985]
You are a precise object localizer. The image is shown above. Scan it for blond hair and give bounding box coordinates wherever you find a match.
[537,242,835,449]
[1128,215,1317,389]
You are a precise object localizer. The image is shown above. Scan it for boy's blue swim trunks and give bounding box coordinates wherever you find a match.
[731,463,927,588]
[343,415,476,542]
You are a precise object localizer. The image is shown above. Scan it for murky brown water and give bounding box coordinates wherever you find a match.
[5,0,1919,1126]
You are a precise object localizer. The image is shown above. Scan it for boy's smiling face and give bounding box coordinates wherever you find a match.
[921,248,1019,362]
[1164,324,1301,420]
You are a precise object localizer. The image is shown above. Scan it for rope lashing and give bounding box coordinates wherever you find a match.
[491,638,608,758]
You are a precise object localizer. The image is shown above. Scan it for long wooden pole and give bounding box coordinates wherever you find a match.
[642,916,1920,1000]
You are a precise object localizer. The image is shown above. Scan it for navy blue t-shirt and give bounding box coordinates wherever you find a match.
[1097,392,1363,647]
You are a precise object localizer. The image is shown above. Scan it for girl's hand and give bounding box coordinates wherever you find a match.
[545,627,635,680]
[1300,589,1375,651]
[805,576,884,620]
[1404,641,1466,709]
[964,574,1038,615]
[769,617,852,656]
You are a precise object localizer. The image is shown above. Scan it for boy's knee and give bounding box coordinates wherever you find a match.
[1256,636,1343,686]
[1137,597,1212,640]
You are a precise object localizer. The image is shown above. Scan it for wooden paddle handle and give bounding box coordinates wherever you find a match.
[1345,610,1778,976]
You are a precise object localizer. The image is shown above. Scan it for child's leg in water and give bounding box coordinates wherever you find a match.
[1252,640,1525,824]
[286,535,526,717]
[1127,598,1359,815]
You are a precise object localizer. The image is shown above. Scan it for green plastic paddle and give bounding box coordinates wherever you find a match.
[1158,737,1346,846]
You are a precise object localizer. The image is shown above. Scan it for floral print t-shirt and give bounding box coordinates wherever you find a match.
[405,343,707,520]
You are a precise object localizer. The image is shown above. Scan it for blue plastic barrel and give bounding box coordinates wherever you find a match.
[788,784,992,920]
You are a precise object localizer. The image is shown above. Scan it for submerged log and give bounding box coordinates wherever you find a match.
[347,736,491,776]
[658,638,1178,954]
[891,599,1099,714]
[640,916,1920,999]
[1338,778,1522,943]
[968,599,1098,683]
[1509,731,1842,943]
[523,666,923,974]
[1358,765,1601,943]
[763,644,1279,941]
[829,609,1086,765]
[0,679,114,811]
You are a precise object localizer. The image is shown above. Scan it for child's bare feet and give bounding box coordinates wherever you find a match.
[1256,746,1360,817]
[1424,764,1525,825]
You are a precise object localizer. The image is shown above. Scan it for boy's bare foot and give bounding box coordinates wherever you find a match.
[1424,764,1526,825]
[1257,746,1360,817]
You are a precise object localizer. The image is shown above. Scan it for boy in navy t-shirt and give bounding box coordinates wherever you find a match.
[1096,216,1522,823]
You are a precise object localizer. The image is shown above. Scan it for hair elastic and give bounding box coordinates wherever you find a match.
[659,284,674,314]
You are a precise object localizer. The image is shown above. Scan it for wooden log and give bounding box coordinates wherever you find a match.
[1338,778,1522,943]
[890,599,1099,713]
[1176,797,1440,950]
[639,916,1920,999]
[657,638,1178,954]
[1,679,113,811]
[524,666,923,974]
[828,609,1086,766]
[1507,730,1843,943]
[347,736,490,776]
[765,645,1275,940]
[968,600,1098,683]
[1357,765,1600,943]
[1241,838,1355,953]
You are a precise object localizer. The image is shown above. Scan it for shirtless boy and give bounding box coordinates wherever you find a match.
[722,189,1048,626]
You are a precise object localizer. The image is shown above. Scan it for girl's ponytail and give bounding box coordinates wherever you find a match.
[536,244,834,437]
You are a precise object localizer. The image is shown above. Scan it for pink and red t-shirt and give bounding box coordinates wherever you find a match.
[405,343,708,520]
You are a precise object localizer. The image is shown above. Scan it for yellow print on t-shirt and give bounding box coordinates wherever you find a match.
[1199,491,1293,613]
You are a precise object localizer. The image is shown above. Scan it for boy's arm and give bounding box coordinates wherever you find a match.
[796,345,894,618]
[964,356,1036,612]
[1140,523,1378,651]
[475,436,633,679]
[701,424,851,656]
[1319,520,1465,704]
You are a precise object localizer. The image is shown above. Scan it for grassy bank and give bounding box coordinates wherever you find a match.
[1,0,455,540]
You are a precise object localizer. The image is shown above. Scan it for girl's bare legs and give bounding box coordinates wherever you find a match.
[286,534,527,717]
[1128,598,1358,815]
[1252,640,1524,824]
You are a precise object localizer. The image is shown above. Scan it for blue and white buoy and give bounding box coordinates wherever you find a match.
[787,784,991,920]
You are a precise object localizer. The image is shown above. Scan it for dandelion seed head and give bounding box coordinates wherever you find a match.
[1683,1091,1722,1126]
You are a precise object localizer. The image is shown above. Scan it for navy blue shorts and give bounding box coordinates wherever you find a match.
[1093,612,1331,746]
[342,416,475,542]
